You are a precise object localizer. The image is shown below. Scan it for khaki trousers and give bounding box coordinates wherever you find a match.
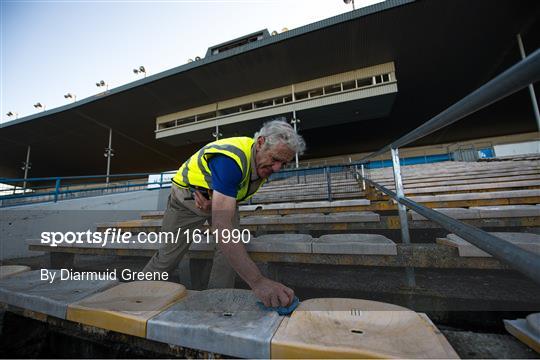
[142,185,237,288]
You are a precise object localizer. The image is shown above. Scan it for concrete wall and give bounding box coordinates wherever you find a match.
[494,140,540,157]
[0,188,169,260]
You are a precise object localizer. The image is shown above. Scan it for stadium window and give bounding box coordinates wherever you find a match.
[254,99,273,109]
[309,88,324,97]
[177,116,196,125]
[275,97,284,105]
[295,91,309,100]
[218,107,239,116]
[197,111,215,121]
[357,77,372,88]
[239,103,253,111]
[324,84,342,94]
[283,95,292,103]
[374,75,383,84]
[211,33,264,55]
[159,120,176,129]
[382,73,390,82]
[342,80,356,90]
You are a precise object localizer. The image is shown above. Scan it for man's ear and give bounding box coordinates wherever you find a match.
[256,136,265,150]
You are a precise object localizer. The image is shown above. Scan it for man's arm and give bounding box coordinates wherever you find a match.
[211,190,294,307]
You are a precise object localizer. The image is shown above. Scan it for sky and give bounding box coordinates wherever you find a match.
[0,0,384,125]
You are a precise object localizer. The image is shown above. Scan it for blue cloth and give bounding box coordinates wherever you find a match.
[208,154,242,198]
[257,296,300,316]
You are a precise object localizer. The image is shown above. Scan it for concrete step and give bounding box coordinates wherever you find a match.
[504,313,540,354]
[370,161,539,170]
[188,234,314,253]
[98,211,540,236]
[436,232,540,257]
[398,179,540,195]
[95,213,538,235]
[27,232,398,257]
[241,211,380,225]
[410,205,540,221]
[376,172,540,188]
[410,207,481,221]
[95,219,162,233]
[189,233,397,255]
[240,199,371,211]
[257,178,359,192]
[246,234,313,253]
[241,198,540,216]
[256,185,361,196]
[98,211,380,232]
[312,234,397,255]
[141,199,372,219]
[407,189,540,203]
[252,192,364,203]
[370,166,540,182]
[471,205,540,218]
[243,215,539,233]
[140,211,164,220]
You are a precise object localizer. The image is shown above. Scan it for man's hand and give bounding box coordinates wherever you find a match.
[251,276,295,307]
[194,190,212,212]
[211,190,295,307]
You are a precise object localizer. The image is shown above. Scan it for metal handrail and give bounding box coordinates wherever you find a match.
[353,48,540,285]
[0,170,178,207]
[362,177,540,285]
[359,47,540,163]
[0,164,361,206]
[0,170,176,183]
[0,182,152,200]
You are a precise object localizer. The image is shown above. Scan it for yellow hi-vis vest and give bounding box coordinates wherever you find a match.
[171,137,266,201]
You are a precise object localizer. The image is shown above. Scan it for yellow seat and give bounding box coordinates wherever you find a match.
[271,298,458,358]
[67,281,186,337]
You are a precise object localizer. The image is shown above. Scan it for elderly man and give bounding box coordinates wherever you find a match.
[143,119,306,307]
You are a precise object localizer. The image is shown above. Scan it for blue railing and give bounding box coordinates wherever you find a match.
[271,152,458,181]
[0,171,176,207]
[269,164,351,181]
[0,150,485,207]
[362,153,452,169]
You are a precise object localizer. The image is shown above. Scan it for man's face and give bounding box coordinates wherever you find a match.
[254,137,295,178]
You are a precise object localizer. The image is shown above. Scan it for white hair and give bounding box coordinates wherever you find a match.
[254,117,306,155]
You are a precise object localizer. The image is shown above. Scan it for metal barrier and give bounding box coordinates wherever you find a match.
[0,171,176,208]
[0,164,365,207]
[357,48,540,285]
[1,154,458,208]
[251,164,361,204]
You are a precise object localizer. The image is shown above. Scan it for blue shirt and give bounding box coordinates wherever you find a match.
[208,154,242,198]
